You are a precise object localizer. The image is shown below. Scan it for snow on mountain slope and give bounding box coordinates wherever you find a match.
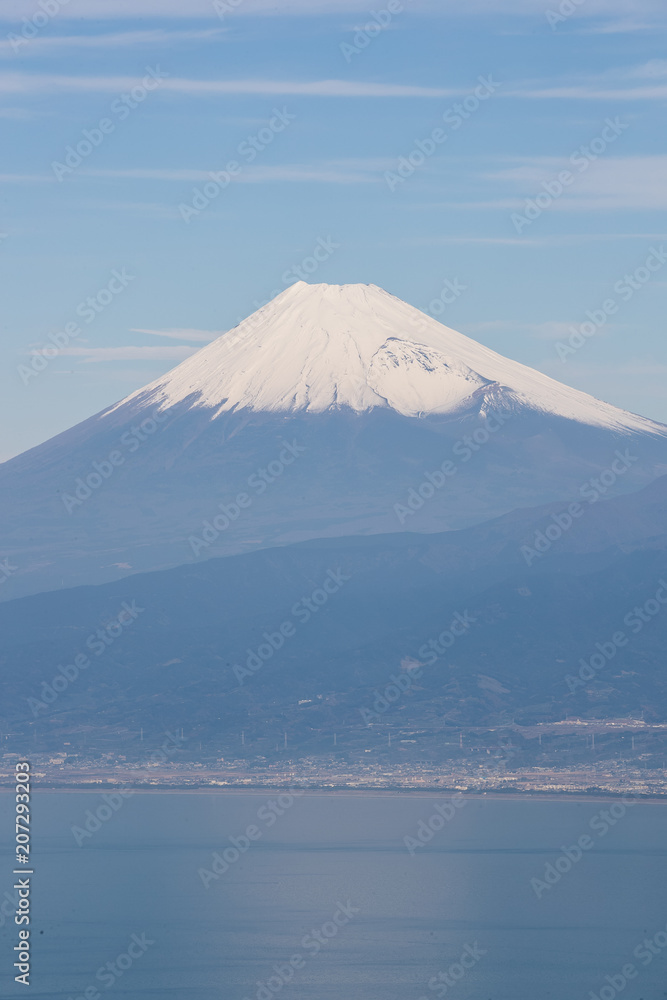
[1,280,667,602]
[109,281,666,436]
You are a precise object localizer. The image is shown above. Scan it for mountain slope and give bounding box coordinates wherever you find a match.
[109,281,665,431]
[1,281,666,601]
[2,476,666,760]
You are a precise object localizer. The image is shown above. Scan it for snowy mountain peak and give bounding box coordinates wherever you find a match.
[113,281,665,435]
[4,281,667,602]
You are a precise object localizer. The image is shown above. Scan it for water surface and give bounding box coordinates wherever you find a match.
[1,790,666,999]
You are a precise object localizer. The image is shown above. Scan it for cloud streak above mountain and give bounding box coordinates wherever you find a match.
[0,0,662,17]
[0,73,455,98]
[0,28,227,55]
[56,346,198,362]
[131,328,219,342]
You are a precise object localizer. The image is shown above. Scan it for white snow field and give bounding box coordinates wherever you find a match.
[1,282,666,599]
[112,281,664,435]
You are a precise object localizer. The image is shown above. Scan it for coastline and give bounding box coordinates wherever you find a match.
[1,783,665,801]
[2,759,664,799]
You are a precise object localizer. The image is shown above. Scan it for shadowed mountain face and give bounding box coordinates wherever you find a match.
[1,281,666,602]
[1,476,666,756]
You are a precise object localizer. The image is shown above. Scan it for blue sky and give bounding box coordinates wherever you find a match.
[1,0,666,460]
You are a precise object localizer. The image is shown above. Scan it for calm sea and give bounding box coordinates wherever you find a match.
[1,790,666,999]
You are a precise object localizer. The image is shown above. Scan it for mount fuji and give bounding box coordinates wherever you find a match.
[2,280,667,601]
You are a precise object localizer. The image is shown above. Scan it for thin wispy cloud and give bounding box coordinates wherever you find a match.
[490,155,667,211]
[420,156,667,215]
[0,0,420,15]
[494,60,667,100]
[540,359,667,383]
[0,73,454,98]
[568,361,667,376]
[0,0,662,17]
[5,149,667,211]
[507,83,667,100]
[0,28,227,56]
[630,60,667,78]
[0,172,52,183]
[83,160,386,184]
[402,232,667,250]
[0,106,38,119]
[467,319,614,341]
[402,234,547,246]
[75,200,184,220]
[56,346,197,362]
[3,66,667,104]
[236,164,382,183]
[572,19,660,33]
[131,328,219,342]
[86,169,221,183]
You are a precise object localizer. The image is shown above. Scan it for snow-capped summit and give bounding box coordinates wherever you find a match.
[112,281,664,435]
[2,280,667,601]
